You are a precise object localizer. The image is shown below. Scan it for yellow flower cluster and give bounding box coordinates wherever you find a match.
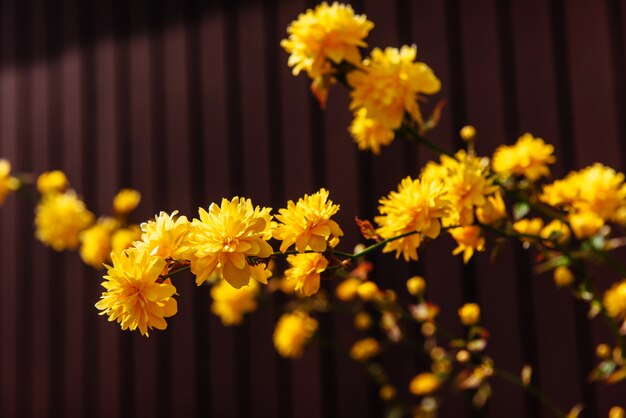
[541,164,626,238]
[281,2,373,106]
[492,133,555,181]
[284,252,329,297]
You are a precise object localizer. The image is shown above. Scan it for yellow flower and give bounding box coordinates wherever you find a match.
[111,225,142,254]
[135,211,190,260]
[375,176,447,261]
[574,164,626,220]
[492,133,555,181]
[348,45,440,129]
[36,170,67,195]
[349,107,395,154]
[540,219,570,245]
[513,218,544,237]
[459,125,476,142]
[569,211,604,239]
[273,311,318,358]
[281,2,373,106]
[357,281,380,301]
[95,248,177,337]
[438,150,497,226]
[449,226,485,264]
[609,407,625,418]
[186,198,274,288]
[0,159,19,205]
[350,337,381,361]
[458,303,481,325]
[79,217,118,269]
[540,177,580,207]
[274,188,343,253]
[35,190,95,251]
[409,372,441,395]
[603,280,626,322]
[113,188,141,214]
[379,385,396,400]
[285,252,329,297]
[476,191,506,225]
[210,279,259,326]
[553,266,574,288]
[335,277,361,301]
[406,276,426,296]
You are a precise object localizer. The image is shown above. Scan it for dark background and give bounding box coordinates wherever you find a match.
[0,0,624,417]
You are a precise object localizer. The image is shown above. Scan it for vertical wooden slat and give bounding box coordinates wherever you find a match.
[30,1,51,415]
[94,1,121,415]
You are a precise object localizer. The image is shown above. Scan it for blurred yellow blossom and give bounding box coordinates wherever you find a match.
[569,211,604,239]
[186,198,274,288]
[349,107,396,154]
[336,277,361,301]
[406,276,426,296]
[0,159,20,205]
[79,217,118,268]
[553,266,574,288]
[274,188,343,253]
[513,218,544,238]
[458,303,480,325]
[492,133,555,181]
[285,252,329,296]
[35,190,94,251]
[111,225,141,254]
[95,248,177,337]
[357,281,380,301]
[459,125,476,142]
[449,226,485,264]
[36,170,67,195]
[476,191,506,225]
[210,279,259,326]
[409,372,441,396]
[375,176,447,261]
[350,337,381,361]
[379,385,396,400]
[609,407,625,418]
[113,188,141,214]
[281,2,373,106]
[540,219,570,245]
[603,280,626,322]
[354,312,372,330]
[273,311,318,358]
[348,45,440,129]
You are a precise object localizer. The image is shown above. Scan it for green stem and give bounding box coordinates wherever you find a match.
[349,230,419,260]
[494,369,566,418]
[160,264,191,279]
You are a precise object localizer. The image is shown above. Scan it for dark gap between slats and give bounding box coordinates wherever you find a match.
[548,1,598,414]
[46,0,66,414]
[15,0,34,414]
[495,1,541,416]
[149,1,173,417]
[224,3,253,418]
[606,0,626,164]
[263,1,292,417]
[78,0,99,414]
[183,0,212,415]
[114,2,135,417]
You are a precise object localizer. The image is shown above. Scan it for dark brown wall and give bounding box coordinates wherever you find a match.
[0,0,624,417]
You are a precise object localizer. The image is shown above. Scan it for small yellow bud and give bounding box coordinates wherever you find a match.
[379,385,396,401]
[357,281,379,301]
[459,125,476,142]
[421,322,436,337]
[456,350,470,363]
[596,344,611,359]
[349,337,380,362]
[336,278,361,301]
[458,303,481,326]
[409,373,441,396]
[113,188,141,214]
[37,170,68,194]
[553,266,574,288]
[609,407,625,418]
[407,276,426,296]
[354,312,372,330]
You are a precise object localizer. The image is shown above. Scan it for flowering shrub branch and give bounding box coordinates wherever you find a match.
[1,1,626,417]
